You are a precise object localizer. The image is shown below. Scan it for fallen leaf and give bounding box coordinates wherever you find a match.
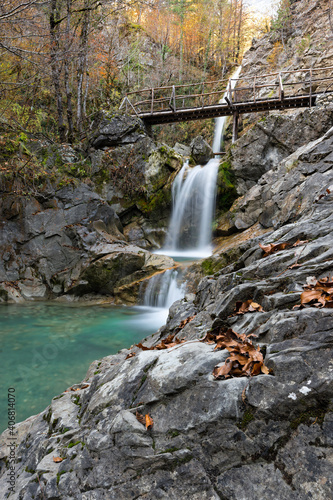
[205,326,269,380]
[174,314,197,334]
[213,361,233,379]
[294,275,333,309]
[135,342,151,351]
[145,413,153,430]
[301,290,325,306]
[53,457,63,463]
[125,353,136,360]
[136,411,153,430]
[293,239,309,247]
[136,411,145,425]
[232,300,264,316]
[136,334,185,351]
[259,241,290,257]
[248,302,264,312]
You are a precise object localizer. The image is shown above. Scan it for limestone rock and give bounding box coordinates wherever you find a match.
[90,112,146,149]
[190,136,213,165]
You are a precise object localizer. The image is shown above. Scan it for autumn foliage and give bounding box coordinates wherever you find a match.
[202,327,269,379]
[294,276,333,310]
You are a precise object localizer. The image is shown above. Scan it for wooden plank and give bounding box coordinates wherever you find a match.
[309,68,313,109]
[232,112,239,143]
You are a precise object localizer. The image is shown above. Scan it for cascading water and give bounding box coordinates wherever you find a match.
[158,66,242,259]
[142,268,185,308]
[136,268,185,328]
[141,68,241,322]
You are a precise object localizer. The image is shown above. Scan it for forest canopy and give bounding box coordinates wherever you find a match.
[0,0,272,143]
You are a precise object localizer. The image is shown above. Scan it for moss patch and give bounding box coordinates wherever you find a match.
[216,158,238,214]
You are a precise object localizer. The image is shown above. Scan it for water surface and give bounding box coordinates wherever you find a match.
[0,302,163,433]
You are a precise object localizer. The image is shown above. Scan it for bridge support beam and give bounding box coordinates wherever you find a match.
[232,112,239,144]
[144,122,153,137]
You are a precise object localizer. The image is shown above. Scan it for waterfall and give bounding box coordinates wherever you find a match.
[160,159,219,258]
[139,67,242,324]
[142,268,185,308]
[136,268,185,328]
[157,66,242,259]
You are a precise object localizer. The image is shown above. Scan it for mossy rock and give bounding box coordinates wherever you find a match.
[216,158,238,214]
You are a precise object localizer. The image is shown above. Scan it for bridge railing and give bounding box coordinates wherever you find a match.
[120,66,333,116]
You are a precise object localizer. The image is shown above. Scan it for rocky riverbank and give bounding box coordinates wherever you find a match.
[1,104,333,498]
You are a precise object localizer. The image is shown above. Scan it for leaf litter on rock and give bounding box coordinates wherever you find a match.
[134,315,270,390]
[259,239,308,258]
[294,275,333,309]
[231,299,264,316]
[136,333,185,351]
[201,327,270,379]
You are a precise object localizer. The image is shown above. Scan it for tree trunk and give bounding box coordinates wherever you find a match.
[77,0,90,134]
[64,0,74,142]
[235,0,243,63]
[49,0,65,142]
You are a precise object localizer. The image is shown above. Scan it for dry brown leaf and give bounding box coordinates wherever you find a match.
[300,290,327,308]
[135,342,151,351]
[205,327,269,380]
[136,411,145,425]
[53,457,63,463]
[125,353,135,360]
[293,239,309,247]
[232,300,264,316]
[174,314,197,334]
[294,275,333,309]
[259,241,290,257]
[136,411,153,430]
[145,413,154,430]
[248,302,264,312]
[136,334,185,351]
[213,361,233,379]
[261,364,270,375]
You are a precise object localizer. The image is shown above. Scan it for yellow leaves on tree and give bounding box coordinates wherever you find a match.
[202,327,270,380]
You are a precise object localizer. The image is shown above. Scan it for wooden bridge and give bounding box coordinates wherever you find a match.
[119,66,333,141]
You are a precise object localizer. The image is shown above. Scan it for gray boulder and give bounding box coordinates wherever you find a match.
[190,136,213,165]
[90,112,146,149]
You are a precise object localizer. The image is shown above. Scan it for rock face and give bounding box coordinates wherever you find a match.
[0,182,175,303]
[1,2,333,497]
[230,106,333,194]
[1,102,333,499]
[90,112,146,149]
[190,135,213,165]
[229,0,333,195]
[242,0,333,79]
[0,113,183,303]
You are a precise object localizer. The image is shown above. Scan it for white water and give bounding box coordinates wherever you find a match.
[138,268,186,326]
[157,66,242,259]
[142,67,241,320]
